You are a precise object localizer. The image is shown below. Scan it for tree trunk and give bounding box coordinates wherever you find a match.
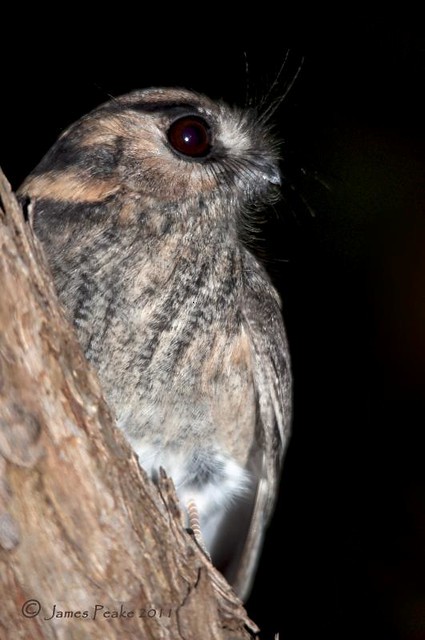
[0,168,259,640]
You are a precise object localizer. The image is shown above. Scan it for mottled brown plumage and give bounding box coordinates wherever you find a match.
[19,87,292,600]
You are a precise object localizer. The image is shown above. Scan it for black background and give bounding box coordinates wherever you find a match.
[2,13,425,639]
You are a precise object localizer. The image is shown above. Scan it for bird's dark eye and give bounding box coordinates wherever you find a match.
[167,116,212,158]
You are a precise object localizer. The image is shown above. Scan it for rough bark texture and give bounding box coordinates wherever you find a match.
[0,168,259,640]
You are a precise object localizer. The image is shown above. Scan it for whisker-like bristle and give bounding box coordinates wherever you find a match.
[258,55,305,125]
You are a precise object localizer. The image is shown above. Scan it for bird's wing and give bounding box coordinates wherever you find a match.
[233,252,292,600]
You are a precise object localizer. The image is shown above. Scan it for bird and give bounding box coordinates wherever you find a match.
[18,87,292,601]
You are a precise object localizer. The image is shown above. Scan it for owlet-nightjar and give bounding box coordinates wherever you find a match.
[19,87,292,601]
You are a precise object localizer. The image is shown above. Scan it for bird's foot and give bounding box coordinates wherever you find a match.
[186,498,211,562]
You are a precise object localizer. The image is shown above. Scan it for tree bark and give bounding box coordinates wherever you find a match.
[0,168,259,640]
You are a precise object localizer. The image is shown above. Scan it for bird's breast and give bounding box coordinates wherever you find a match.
[62,232,258,469]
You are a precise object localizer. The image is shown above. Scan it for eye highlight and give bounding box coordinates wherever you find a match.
[167,116,212,158]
